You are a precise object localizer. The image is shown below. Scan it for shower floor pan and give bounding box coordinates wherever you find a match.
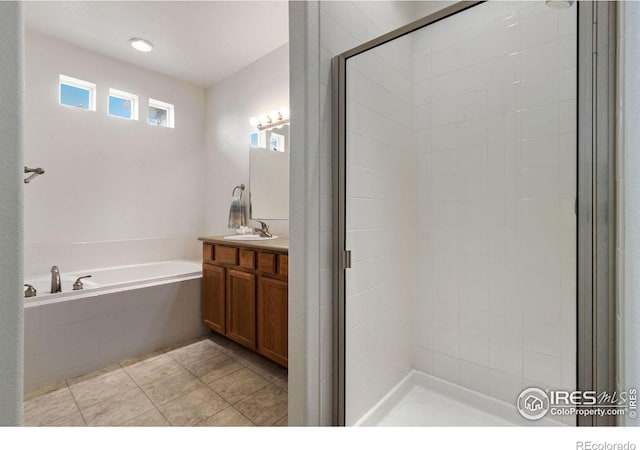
[354,370,566,427]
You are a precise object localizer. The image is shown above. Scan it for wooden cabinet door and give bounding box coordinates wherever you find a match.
[226,269,256,349]
[202,264,225,334]
[257,277,288,367]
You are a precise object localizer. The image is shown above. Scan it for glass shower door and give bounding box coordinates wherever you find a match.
[342,1,577,426]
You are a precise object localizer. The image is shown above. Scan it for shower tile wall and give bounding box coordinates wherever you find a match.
[411,0,576,415]
[319,0,422,425]
[345,32,415,425]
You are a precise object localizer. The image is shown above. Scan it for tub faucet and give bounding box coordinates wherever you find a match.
[50,265,61,293]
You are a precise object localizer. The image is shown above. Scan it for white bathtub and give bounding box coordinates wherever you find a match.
[24,260,202,303]
[23,259,206,393]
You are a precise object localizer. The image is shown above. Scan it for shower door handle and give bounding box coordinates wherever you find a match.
[343,250,352,269]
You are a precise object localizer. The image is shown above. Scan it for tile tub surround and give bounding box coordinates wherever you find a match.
[24,335,288,426]
[24,278,208,393]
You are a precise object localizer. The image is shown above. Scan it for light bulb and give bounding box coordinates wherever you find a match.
[280,107,290,119]
[249,117,259,127]
[258,115,268,125]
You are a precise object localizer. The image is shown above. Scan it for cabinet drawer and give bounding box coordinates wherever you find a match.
[239,249,256,270]
[203,244,213,262]
[258,252,277,275]
[278,255,288,277]
[214,245,238,265]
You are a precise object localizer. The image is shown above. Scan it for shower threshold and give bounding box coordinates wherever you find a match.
[354,371,567,427]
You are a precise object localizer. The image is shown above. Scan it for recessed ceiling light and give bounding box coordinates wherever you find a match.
[129,38,153,52]
[545,0,574,9]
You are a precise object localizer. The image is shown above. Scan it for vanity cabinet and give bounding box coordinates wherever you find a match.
[226,269,256,349]
[257,277,288,366]
[202,264,225,334]
[199,239,288,367]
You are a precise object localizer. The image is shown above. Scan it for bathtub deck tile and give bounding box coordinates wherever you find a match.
[67,366,138,410]
[122,353,183,386]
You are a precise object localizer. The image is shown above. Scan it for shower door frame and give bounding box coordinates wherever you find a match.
[332,1,618,426]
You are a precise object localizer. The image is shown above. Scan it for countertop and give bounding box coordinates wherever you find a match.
[198,235,289,252]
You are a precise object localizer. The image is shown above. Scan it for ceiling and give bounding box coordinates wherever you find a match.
[25,1,289,87]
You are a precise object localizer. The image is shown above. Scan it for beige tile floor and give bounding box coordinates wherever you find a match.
[24,334,288,427]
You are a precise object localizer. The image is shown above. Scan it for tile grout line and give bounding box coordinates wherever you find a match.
[233,384,278,426]
[27,336,286,427]
[128,338,245,426]
[117,359,173,426]
[64,380,89,427]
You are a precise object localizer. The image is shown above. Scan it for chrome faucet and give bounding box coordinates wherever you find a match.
[255,221,273,238]
[50,265,61,293]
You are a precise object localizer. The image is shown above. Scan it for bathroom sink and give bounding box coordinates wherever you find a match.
[223,235,279,241]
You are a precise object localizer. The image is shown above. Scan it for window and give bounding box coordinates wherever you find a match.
[108,88,138,120]
[59,75,96,111]
[269,132,285,152]
[148,98,174,128]
[250,131,266,148]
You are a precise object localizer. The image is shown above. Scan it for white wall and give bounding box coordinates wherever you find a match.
[289,0,321,426]
[0,1,24,426]
[618,0,640,427]
[24,31,206,276]
[411,2,577,421]
[204,44,289,238]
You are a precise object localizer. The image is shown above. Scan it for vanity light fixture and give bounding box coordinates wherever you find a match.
[249,108,290,131]
[129,37,154,52]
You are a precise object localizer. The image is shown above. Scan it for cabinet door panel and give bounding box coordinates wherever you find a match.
[226,269,256,349]
[202,264,225,334]
[257,277,288,367]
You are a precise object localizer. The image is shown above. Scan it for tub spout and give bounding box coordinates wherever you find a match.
[50,265,61,293]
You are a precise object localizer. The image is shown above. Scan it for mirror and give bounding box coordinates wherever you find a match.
[249,124,289,220]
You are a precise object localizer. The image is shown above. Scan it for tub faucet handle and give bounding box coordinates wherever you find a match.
[73,275,92,291]
[24,284,37,298]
